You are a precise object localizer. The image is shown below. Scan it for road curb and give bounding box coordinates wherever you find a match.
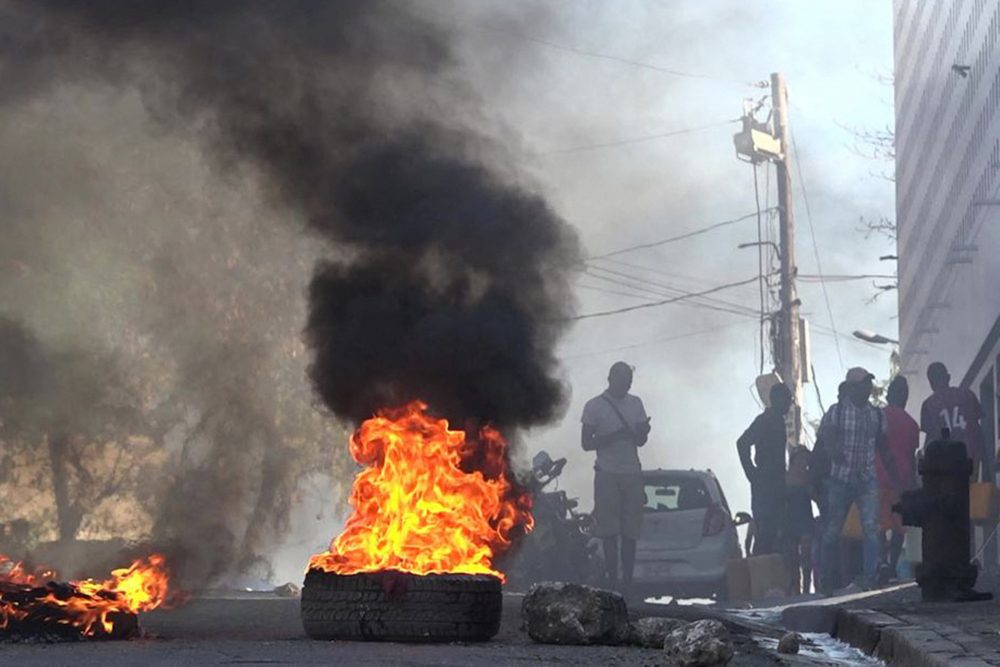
[834,608,987,666]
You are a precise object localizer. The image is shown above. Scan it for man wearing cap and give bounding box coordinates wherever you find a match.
[581,361,651,591]
[817,367,901,592]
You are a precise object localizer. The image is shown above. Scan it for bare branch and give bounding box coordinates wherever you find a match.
[865,282,898,305]
[857,215,898,242]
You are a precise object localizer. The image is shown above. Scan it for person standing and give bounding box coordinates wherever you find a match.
[817,367,901,592]
[920,362,989,477]
[810,381,848,593]
[737,383,792,555]
[581,361,651,591]
[921,361,992,566]
[878,376,919,580]
[785,445,815,594]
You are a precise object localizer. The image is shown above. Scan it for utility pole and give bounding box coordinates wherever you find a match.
[771,72,803,446]
[733,72,805,447]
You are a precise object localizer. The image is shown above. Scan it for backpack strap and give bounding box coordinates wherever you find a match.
[600,393,635,436]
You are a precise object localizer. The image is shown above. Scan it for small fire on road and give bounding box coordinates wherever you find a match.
[0,553,171,639]
[308,401,533,580]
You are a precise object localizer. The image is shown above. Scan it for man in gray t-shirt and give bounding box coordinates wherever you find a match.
[581,361,651,590]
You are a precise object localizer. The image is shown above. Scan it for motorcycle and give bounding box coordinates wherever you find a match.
[505,451,605,590]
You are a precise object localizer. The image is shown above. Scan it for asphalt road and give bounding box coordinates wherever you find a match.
[0,594,812,666]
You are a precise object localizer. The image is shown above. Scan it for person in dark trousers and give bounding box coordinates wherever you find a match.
[737,383,792,555]
[734,511,756,557]
[810,381,847,593]
[785,445,815,594]
[817,368,902,593]
[878,376,919,580]
[581,361,651,592]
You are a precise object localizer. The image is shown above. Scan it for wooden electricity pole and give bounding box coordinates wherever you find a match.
[771,72,803,446]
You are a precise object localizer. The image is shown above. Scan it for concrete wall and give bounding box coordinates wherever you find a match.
[894,0,1000,431]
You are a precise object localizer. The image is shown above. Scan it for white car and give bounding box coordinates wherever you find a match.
[633,469,741,599]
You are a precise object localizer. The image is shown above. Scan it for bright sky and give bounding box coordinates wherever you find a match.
[445,1,898,513]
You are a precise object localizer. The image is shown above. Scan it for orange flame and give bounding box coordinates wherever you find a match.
[0,554,170,637]
[309,401,532,580]
[0,555,57,588]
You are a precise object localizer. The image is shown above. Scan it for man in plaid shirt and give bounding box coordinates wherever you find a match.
[817,367,901,592]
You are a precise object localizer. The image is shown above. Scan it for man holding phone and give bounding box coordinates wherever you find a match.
[582,361,651,592]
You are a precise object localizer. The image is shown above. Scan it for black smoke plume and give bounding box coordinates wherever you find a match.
[306,130,577,428]
[2,0,578,428]
[0,0,578,582]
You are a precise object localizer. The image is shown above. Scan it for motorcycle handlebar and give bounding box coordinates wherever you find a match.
[549,457,567,477]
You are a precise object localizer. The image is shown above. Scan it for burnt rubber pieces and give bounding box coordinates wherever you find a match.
[300,569,502,642]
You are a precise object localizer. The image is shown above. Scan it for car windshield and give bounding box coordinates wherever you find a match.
[642,476,711,513]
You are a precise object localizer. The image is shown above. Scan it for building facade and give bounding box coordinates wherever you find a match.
[894,0,1000,461]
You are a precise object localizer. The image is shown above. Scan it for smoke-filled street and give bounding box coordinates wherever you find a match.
[4,0,999,665]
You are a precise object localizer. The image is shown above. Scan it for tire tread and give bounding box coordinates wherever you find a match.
[300,570,502,642]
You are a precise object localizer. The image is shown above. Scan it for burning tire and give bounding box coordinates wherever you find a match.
[301,569,502,642]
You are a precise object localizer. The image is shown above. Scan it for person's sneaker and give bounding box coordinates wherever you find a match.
[831,581,864,597]
[876,563,894,587]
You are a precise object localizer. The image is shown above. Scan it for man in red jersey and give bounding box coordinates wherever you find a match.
[878,376,919,580]
[920,362,988,476]
[921,362,992,566]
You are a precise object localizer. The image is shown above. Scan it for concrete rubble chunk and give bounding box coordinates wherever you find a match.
[273,582,301,598]
[662,619,734,666]
[777,631,801,654]
[628,616,687,648]
[521,581,630,645]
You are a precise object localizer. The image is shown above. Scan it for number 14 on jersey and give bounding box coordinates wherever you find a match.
[940,406,968,431]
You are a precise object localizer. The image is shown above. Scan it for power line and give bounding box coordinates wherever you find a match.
[586,264,716,297]
[583,264,761,317]
[568,276,760,322]
[589,257,884,291]
[588,256,738,289]
[799,274,898,282]
[577,283,657,301]
[583,268,686,300]
[752,163,766,373]
[562,321,750,360]
[764,164,779,309]
[790,126,844,371]
[474,26,755,85]
[582,269,761,320]
[589,210,776,260]
[809,322,884,351]
[405,3,758,86]
[536,119,738,156]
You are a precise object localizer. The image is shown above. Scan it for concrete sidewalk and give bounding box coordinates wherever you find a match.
[783,583,1000,666]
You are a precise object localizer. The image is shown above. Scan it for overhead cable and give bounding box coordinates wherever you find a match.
[589,210,776,260]
[581,272,760,320]
[791,127,844,370]
[568,276,759,321]
[536,119,738,156]
[583,265,760,318]
[476,28,756,85]
[562,321,750,360]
